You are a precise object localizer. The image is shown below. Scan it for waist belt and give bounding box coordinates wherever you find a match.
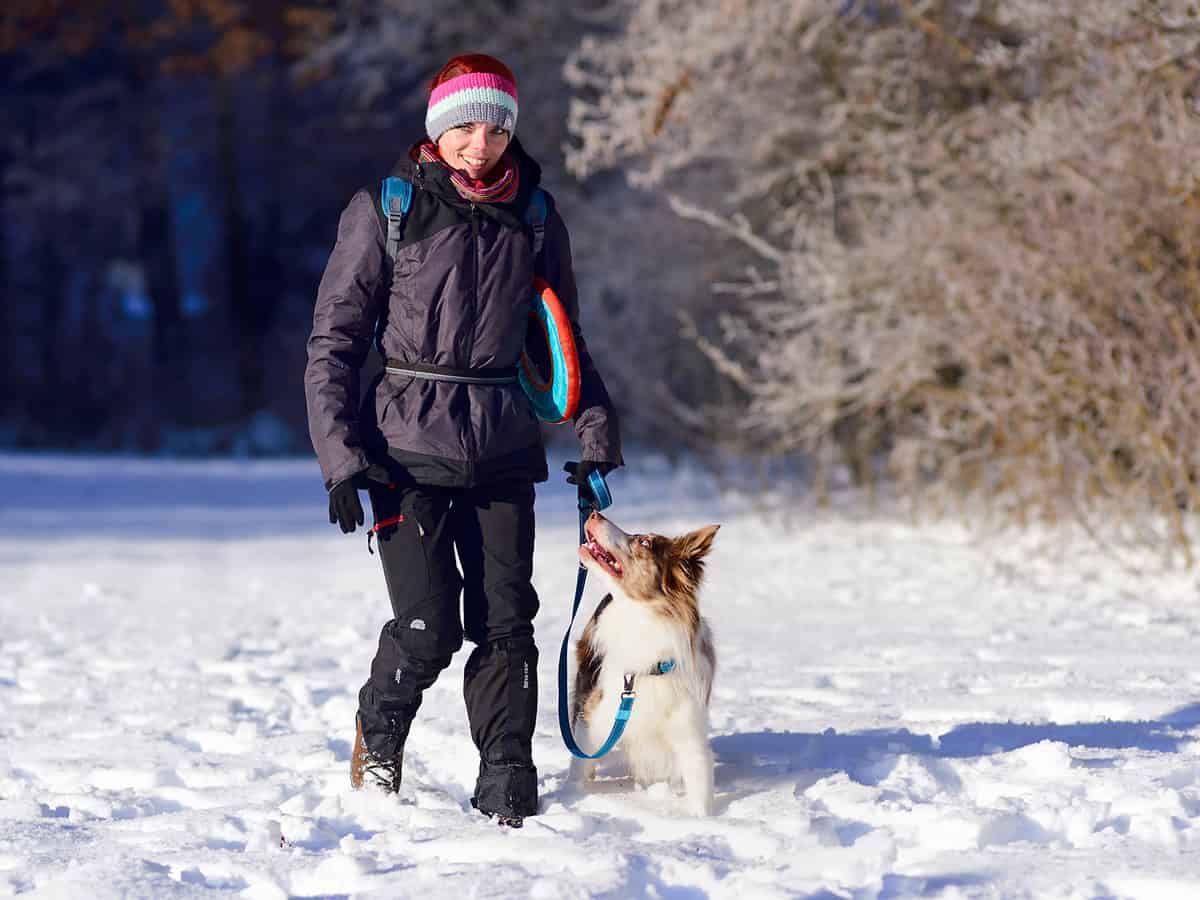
[384,360,519,385]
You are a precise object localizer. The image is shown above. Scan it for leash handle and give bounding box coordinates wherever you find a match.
[575,466,612,513]
[586,469,612,511]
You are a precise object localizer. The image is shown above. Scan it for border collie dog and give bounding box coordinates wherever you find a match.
[569,510,720,815]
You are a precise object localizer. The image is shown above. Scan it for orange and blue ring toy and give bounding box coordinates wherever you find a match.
[520,277,580,424]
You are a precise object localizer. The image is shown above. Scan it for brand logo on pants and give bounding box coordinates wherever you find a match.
[522,660,529,689]
[410,619,426,630]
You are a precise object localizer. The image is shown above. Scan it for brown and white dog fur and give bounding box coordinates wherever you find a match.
[569,510,719,815]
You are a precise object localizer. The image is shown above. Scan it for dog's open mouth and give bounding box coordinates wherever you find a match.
[581,538,623,578]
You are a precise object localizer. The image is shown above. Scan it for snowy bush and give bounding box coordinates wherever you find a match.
[567,0,1200,553]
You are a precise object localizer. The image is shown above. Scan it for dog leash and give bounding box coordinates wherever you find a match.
[556,467,678,760]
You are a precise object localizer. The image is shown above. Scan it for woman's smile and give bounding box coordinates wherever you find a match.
[437,122,511,179]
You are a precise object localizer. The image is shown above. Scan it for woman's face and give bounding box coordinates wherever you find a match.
[436,122,511,180]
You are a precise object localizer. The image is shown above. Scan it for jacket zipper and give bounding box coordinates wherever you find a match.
[465,203,480,470]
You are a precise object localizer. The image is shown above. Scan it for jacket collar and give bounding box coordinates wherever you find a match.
[390,137,544,229]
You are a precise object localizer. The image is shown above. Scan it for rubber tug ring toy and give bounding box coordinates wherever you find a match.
[519,277,580,424]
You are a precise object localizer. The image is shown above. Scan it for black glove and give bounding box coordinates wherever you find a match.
[328,464,391,534]
[564,460,617,505]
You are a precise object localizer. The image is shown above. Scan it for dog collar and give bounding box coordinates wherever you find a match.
[620,660,677,700]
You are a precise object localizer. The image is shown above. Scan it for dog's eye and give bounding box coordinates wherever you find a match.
[637,536,652,548]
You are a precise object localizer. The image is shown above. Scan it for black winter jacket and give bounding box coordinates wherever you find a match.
[304,138,622,490]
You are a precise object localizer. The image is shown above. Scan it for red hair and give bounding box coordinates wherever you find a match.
[428,53,517,95]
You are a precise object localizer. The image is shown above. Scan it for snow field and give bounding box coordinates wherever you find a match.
[1,453,1200,897]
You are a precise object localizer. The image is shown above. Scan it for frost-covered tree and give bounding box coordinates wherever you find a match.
[569,0,1200,553]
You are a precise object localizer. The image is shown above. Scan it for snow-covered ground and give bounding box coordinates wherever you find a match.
[2,452,1200,899]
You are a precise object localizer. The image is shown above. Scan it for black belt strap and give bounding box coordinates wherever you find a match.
[384,359,519,385]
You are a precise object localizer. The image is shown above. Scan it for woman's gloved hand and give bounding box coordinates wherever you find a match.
[564,460,617,507]
[328,464,392,533]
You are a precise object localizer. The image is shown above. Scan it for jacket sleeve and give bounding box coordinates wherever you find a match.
[540,193,624,466]
[304,189,389,489]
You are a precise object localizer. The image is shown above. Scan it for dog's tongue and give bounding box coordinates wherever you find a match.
[585,539,621,573]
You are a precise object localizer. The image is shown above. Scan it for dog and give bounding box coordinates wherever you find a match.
[568,510,719,815]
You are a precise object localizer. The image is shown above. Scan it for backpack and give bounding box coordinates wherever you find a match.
[379,176,547,262]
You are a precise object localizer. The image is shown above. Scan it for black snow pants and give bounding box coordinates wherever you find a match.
[358,477,540,819]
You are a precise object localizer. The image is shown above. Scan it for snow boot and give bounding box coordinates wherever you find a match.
[470,796,523,828]
[351,713,404,793]
[469,760,537,827]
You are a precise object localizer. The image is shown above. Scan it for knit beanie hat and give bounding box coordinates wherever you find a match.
[426,54,519,143]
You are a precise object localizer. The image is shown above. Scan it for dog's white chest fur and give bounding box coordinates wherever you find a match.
[591,595,685,681]
[571,591,716,815]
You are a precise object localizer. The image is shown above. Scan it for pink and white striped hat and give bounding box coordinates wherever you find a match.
[426,54,519,142]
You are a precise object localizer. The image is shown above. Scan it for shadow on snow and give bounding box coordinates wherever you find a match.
[713,699,1200,792]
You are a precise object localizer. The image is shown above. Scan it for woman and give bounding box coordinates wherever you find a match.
[304,53,622,826]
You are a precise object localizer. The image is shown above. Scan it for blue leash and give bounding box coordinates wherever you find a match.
[556,469,635,760]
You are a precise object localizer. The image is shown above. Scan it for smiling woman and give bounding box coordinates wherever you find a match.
[303,50,623,828]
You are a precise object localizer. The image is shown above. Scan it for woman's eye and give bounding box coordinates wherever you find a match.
[491,127,508,137]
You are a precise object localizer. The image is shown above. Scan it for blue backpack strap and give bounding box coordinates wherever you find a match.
[380,176,413,262]
[525,187,547,260]
[375,177,412,355]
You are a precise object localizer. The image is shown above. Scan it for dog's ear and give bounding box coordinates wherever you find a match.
[664,525,720,597]
[676,524,720,563]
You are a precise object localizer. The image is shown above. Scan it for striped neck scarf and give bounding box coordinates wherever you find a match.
[416,141,520,205]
